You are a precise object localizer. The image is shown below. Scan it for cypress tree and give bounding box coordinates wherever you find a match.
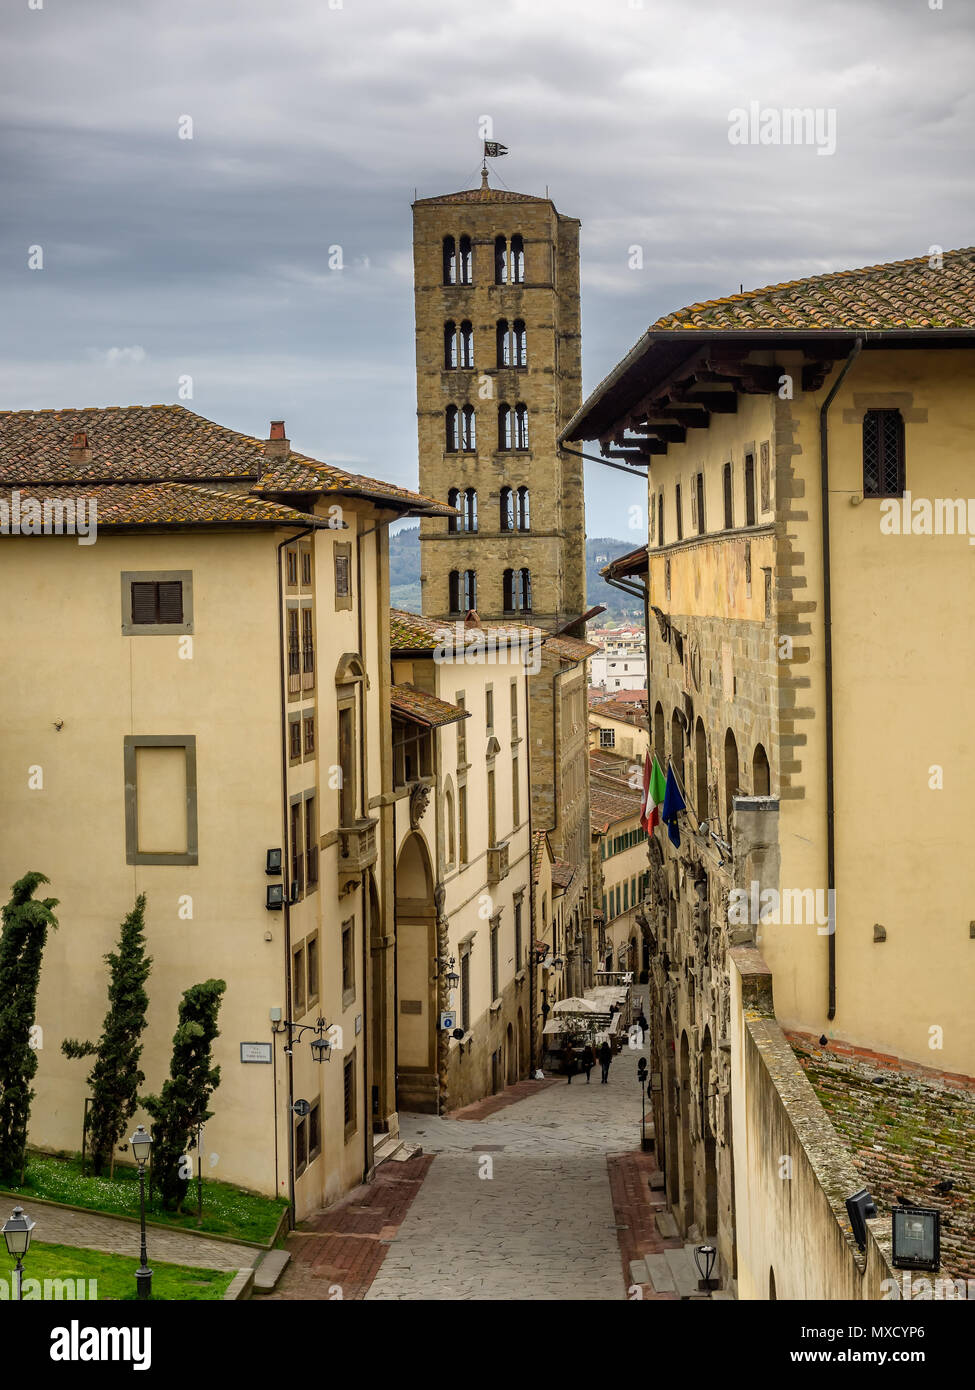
[0,872,60,1184]
[144,979,226,1211]
[62,894,152,1176]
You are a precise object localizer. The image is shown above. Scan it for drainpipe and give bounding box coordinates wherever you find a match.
[276,524,315,1229]
[820,338,862,1021]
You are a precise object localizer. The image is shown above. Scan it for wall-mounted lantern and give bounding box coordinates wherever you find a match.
[266,848,282,875]
[266,883,284,911]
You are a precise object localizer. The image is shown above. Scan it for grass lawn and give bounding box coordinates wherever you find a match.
[4,1153,287,1244]
[3,1240,234,1301]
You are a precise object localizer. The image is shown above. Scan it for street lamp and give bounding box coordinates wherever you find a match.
[637,1058,651,1151]
[129,1124,153,1300]
[2,1206,35,1302]
[693,1243,719,1293]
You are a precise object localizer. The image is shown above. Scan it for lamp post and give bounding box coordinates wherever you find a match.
[2,1206,35,1301]
[129,1124,153,1300]
[693,1243,719,1293]
[637,1058,650,1150]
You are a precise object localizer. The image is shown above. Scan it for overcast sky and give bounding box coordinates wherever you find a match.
[2,0,972,537]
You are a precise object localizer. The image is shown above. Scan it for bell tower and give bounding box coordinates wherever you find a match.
[412,170,584,629]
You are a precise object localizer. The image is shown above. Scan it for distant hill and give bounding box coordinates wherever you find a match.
[386,526,643,624]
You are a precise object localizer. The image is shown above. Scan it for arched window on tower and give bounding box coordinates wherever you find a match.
[459,321,474,369]
[513,319,527,365]
[518,568,532,613]
[671,710,685,787]
[442,236,456,285]
[694,718,708,821]
[463,569,477,612]
[510,235,525,283]
[444,320,457,369]
[724,729,740,836]
[448,570,461,613]
[514,403,529,450]
[498,404,512,450]
[458,235,472,284]
[502,568,515,613]
[494,235,508,285]
[447,487,460,533]
[653,702,665,766]
[516,486,530,531]
[445,406,459,453]
[496,319,509,367]
[461,404,476,451]
[462,488,478,532]
[500,486,514,531]
[752,743,771,796]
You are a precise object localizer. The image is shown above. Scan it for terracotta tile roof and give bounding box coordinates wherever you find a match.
[794,1037,975,1282]
[590,748,645,832]
[653,247,975,333]
[0,481,318,530]
[551,859,578,892]
[414,187,550,206]
[389,608,543,653]
[591,688,648,705]
[0,405,449,515]
[601,545,649,580]
[390,683,469,728]
[590,701,648,729]
[542,634,599,663]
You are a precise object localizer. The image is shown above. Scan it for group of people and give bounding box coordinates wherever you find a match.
[560,1010,649,1086]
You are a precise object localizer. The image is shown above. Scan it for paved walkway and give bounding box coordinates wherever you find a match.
[17,1199,257,1271]
[367,1028,652,1301]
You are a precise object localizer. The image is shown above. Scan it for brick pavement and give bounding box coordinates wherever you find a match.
[607,1151,680,1300]
[13,1199,256,1271]
[449,1076,561,1121]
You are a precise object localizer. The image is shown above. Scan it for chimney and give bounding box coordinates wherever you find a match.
[69,430,92,465]
[264,420,290,459]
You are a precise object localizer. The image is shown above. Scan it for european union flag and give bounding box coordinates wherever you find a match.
[661,764,686,849]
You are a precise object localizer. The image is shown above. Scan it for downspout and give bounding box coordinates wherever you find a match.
[277,523,315,1229]
[820,337,862,1021]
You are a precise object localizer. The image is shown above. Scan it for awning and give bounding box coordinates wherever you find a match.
[390,683,471,728]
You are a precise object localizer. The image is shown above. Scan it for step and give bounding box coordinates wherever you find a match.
[390,1142,421,1162]
[654,1210,679,1239]
[629,1259,649,1286]
[664,1247,700,1300]
[643,1253,676,1294]
[648,1171,666,1191]
[373,1133,403,1164]
[253,1249,291,1294]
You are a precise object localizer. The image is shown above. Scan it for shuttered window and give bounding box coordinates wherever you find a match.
[334,552,350,595]
[130,580,183,625]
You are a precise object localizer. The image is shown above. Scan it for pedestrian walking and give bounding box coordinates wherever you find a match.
[581,1043,595,1083]
[563,1040,577,1084]
[637,1010,649,1044]
[598,1040,612,1084]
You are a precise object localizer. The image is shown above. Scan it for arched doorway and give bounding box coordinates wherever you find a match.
[395,833,438,1113]
[366,871,389,1135]
[517,1006,526,1080]
[679,1031,696,1231]
[506,1023,517,1084]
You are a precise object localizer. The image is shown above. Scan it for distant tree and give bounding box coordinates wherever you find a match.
[62,895,152,1177]
[144,979,226,1211]
[0,873,59,1184]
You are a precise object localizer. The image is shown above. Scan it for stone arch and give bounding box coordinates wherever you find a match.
[752,742,771,796]
[395,832,438,1112]
[335,651,366,686]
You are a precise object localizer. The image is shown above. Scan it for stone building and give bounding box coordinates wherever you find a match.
[563,248,975,1296]
[590,748,650,975]
[411,169,597,1011]
[0,405,449,1222]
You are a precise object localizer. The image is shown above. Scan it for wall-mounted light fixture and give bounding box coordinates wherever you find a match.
[266,848,282,875]
[891,1206,940,1272]
[266,883,284,911]
[845,1188,877,1250]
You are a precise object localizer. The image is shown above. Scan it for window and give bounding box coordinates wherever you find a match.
[650,492,656,542]
[496,318,509,367]
[745,452,756,526]
[671,709,684,787]
[458,783,469,864]
[658,491,665,546]
[286,550,298,587]
[456,694,467,764]
[460,950,471,1030]
[514,897,523,970]
[496,318,526,366]
[287,608,300,689]
[462,487,478,531]
[724,728,740,835]
[516,486,530,530]
[307,932,319,1007]
[303,713,315,756]
[445,786,456,867]
[123,735,198,866]
[301,608,315,684]
[444,319,457,368]
[300,550,312,587]
[518,568,532,612]
[695,472,706,535]
[510,680,519,740]
[122,571,193,635]
[675,483,683,541]
[514,403,529,449]
[295,1112,308,1175]
[305,794,318,888]
[342,918,355,1003]
[449,571,461,613]
[490,918,500,1001]
[487,768,496,847]
[344,1053,357,1138]
[442,236,456,285]
[461,405,476,451]
[289,717,302,762]
[290,799,304,899]
[486,686,494,731]
[760,440,771,512]
[723,463,734,529]
[500,486,514,531]
[459,320,474,368]
[292,942,306,1016]
[599,727,616,749]
[694,717,708,820]
[334,544,351,609]
[392,720,433,787]
[512,754,520,826]
[338,705,356,825]
[458,236,472,284]
[862,409,905,497]
[498,403,529,450]
[510,234,525,283]
[445,405,459,453]
[494,235,508,285]
[512,319,527,365]
[753,743,771,796]
[462,570,477,612]
[308,1100,321,1162]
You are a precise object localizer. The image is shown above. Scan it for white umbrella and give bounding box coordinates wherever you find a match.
[551,997,600,1014]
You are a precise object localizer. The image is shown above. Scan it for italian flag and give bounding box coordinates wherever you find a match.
[641,753,667,834]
